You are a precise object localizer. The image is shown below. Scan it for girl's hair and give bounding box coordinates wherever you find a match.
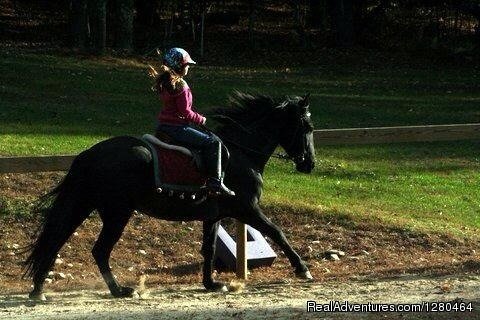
[148,64,184,94]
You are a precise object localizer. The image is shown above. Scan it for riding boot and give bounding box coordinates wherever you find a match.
[205,141,235,196]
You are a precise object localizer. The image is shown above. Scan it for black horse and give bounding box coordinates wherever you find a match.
[24,92,316,300]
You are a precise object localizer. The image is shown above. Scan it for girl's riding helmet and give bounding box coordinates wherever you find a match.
[163,48,196,71]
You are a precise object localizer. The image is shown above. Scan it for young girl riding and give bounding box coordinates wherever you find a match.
[149,47,235,196]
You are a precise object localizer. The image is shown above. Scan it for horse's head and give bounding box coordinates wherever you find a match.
[278,93,316,173]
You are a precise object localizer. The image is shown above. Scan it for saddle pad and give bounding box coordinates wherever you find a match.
[155,146,207,186]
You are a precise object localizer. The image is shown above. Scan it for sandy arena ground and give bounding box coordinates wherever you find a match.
[1,274,479,320]
[1,173,479,319]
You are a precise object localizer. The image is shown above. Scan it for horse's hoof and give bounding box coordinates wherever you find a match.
[29,292,46,301]
[113,286,138,298]
[205,281,228,292]
[296,270,314,281]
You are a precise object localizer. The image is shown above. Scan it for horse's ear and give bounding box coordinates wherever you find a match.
[300,93,310,107]
[148,64,158,78]
[277,100,289,109]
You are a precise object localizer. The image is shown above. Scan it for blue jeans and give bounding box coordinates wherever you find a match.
[156,124,215,149]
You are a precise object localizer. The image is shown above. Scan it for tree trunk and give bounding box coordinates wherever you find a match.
[248,0,257,48]
[200,7,205,57]
[88,0,107,55]
[308,0,327,29]
[328,0,354,47]
[456,2,480,46]
[69,0,88,49]
[343,0,354,46]
[189,0,196,41]
[135,0,159,50]
[294,2,309,48]
[114,0,134,51]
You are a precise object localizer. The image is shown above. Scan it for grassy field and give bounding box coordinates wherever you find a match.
[265,141,480,238]
[0,50,479,238]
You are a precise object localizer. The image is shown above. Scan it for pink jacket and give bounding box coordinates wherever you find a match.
[158,83,206,126]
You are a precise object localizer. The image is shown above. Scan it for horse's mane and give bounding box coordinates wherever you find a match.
[210,91,283,134]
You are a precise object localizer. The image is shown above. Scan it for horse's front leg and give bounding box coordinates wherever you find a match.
[201,220,228,291]
[239,205,313,280]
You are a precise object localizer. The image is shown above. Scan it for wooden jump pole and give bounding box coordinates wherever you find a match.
[236,220,247,280]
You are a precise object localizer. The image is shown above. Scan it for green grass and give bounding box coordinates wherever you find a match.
[1,50,479,238]
[264,141,480,238]
[1,51,479,154]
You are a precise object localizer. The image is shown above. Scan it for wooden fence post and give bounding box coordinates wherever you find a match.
[236,220,247,280]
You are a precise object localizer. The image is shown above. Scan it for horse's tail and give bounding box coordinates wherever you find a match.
[23,152,92,281]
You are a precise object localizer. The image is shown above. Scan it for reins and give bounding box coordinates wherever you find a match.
[203,111,304,162]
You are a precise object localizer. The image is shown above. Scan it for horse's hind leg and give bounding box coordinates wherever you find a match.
[92,208,134,298]
[29,204,92,300]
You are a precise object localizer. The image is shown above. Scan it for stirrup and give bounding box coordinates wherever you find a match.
[206,178,235,196]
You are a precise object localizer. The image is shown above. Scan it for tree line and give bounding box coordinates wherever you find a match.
[53,0,480,55]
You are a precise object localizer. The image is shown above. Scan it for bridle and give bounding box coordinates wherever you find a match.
[280,110,311,163]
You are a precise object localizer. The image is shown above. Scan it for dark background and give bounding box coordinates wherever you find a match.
[1,0,479,65]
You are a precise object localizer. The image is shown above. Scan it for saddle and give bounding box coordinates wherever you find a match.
[142,133,208,198]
